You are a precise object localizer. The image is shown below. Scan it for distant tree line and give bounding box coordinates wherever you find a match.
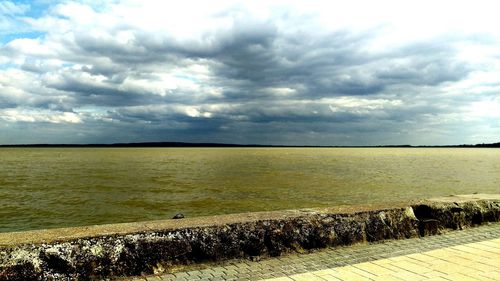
[456,142,500,148]
[1,141,499,148]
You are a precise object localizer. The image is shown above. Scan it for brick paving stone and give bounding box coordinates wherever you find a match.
[226,268,240,274]
[290,269,306,275]
[265,277,294,281]
[157,274,175,280]
[184,274,201,280]
[200,269,215,275]
[173,272,190,278]
[169,277,188,281]
[223,265,240,271]
[231,274,249,280]
[478,268,500,279]
[234,263,251,271]
[353,261,395,276]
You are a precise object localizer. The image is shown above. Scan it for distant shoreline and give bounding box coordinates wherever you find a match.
[1,141,499,148]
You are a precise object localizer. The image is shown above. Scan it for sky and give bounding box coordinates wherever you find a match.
[1,0,500,145]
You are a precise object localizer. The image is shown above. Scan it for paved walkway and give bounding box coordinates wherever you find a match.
[128,223,500,281]
[267,238,500,281]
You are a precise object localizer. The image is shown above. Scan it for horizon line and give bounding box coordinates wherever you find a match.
[1,141,499,148]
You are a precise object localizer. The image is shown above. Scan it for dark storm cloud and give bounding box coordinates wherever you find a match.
[74,33,172,65]
[37,25,477,141]
[46,77,142,106]
[187,29,472,104]
[209,30,381,97]
[0,96,17,109]
[23,14,473,111]
[149,20,278,59]
[374,43,472,86]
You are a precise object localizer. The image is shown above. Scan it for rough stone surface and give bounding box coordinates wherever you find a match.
[150,223,500,281]
[0,194,499,281]
[412,194,500,235]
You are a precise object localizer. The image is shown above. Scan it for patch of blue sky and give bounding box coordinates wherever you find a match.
[60,62,76,68]
[175,74,199,82]
[0,0,50,44]
[0,62,18,70]
[0,31,44,44]
[8,0,52,18]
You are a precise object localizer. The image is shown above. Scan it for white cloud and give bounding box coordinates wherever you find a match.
[326,97,403,111]
[0,1,30,35]
[0,1,28,14]
[0,108,82,124]
[184,106,213,118]
[4,38,53,58]
[468,98,500,118]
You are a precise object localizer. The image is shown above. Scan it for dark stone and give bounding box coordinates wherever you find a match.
[263,223,285,256]
[413,204,434,220]
[240,223,267,257]
[172,213,185,219]
[0,263,42,281]
[411,198,500,236]
[418,219,440,236]
[332,216,365,246]
[309,217,337,248]
[40,251,74,274]
[269,221,302,253]
[483,202,500,221]
[187,225,242,262]
[471,211,483,225]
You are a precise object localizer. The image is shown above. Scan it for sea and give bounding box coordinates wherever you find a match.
[1,147,499,233]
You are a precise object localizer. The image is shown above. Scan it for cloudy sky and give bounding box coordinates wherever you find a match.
[1,0,500,145]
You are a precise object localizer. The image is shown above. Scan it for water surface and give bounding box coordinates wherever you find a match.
[1,148,499,233]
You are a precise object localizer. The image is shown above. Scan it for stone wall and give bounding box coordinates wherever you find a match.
[0,194,499,281]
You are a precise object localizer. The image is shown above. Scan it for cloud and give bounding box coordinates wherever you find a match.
[0,108,81,124]
[0,1,28,15]
[0,1,34,44]
[1,0,500,145]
